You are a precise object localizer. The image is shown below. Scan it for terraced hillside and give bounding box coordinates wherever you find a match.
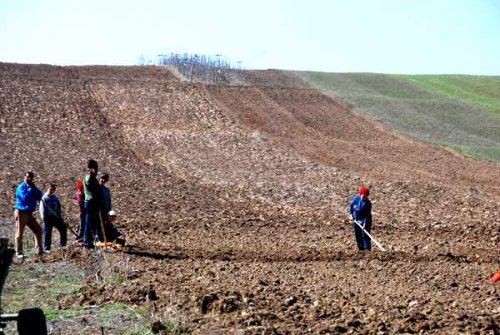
[0,63,498,334]
[295,72,500,162]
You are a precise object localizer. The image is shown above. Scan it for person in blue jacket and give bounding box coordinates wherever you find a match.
[14,171,44,258]
[349,187,372,251]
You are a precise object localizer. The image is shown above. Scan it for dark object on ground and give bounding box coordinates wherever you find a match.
[16,308,47,335]
[115,237,126,247]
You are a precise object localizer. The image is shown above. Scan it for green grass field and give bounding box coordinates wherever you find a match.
[395,75,500,117]
[294,71,500,162]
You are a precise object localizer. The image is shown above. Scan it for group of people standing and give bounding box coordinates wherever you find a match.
[78,159,119,250]
[13,159,120,258]
[14,158,373,258]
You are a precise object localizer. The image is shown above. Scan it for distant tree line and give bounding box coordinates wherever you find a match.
[155,53,244,84]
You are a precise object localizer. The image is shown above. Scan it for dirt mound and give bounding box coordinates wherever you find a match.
[0,63,498,334]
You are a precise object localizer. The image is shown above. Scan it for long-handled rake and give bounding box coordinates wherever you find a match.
[354,220,386,252]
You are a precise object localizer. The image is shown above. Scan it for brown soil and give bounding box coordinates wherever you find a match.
[0,62,499,334]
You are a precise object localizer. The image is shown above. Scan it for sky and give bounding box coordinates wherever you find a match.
[0,0,499,75]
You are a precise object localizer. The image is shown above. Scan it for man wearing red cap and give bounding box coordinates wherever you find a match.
[349,187,372,251]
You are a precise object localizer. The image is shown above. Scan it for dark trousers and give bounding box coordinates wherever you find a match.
[83,200,100,249]
[353,221,372,251]
[43,216,67,251]
[77,215,85,239]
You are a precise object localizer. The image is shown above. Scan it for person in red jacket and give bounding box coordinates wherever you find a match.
[75,180,85,241]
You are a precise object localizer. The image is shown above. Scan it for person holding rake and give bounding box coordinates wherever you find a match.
[349,187,373,251]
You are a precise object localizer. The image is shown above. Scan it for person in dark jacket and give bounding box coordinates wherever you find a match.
[83,159,101,250]
[14,172,44,258]
[39,183,67,252]
[98,172,119,242]
[349,187,372,251]
[99,173,112,221]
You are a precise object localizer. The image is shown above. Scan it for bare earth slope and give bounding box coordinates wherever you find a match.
[0,63,499,334]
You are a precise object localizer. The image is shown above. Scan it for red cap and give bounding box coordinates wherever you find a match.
[491,271,500,283]
[359,187,370,196]
[76,180,84,190]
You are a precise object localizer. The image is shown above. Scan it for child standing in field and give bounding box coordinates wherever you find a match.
[39,183,67,252]
[75,180,85,241]
[99,173,112,224]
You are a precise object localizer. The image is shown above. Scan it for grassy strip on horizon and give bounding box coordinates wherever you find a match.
[393,74,500,118]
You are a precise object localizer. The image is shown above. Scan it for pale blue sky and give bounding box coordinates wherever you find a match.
[1,0,499,74]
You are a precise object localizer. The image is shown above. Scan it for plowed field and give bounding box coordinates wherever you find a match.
[0,63,498,334]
